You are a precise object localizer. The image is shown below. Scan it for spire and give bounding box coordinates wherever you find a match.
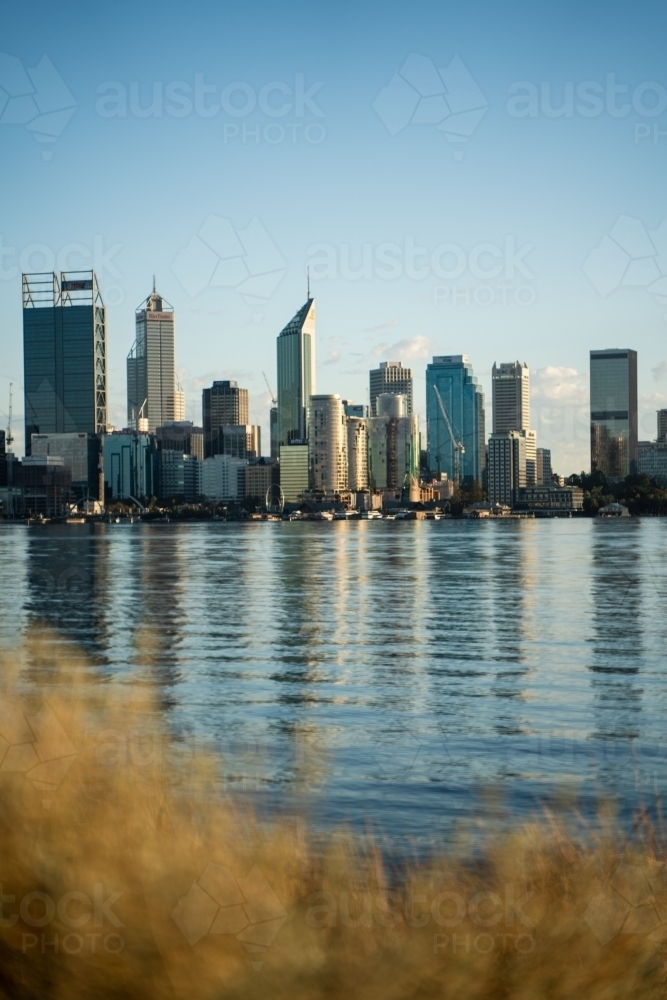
[153,274,156,294]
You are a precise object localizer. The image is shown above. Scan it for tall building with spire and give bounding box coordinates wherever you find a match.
[276,297,315,446]
[127,282,182,432]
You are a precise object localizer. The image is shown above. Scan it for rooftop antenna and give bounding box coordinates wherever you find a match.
[152,274,156,294]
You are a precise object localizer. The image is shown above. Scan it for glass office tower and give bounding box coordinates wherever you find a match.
[590,348,638,478]
[23,271,107,454]
[426,355,486,485]
[277,298,315,446]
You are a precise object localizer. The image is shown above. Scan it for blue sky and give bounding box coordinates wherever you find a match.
[1,0,666,471]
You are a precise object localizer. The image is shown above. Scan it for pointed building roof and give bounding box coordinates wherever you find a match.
[279,298,314,337]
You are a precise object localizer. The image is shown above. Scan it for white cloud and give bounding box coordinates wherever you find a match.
[651,360,667,382]
[363,318,399,333]
[372,335,435,362]
[531,366,588,406]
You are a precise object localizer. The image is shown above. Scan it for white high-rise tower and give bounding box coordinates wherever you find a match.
[127,282,183,432]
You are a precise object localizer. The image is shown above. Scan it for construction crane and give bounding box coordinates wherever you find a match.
[6,382,13,449]
[262,371,277,406]
[432,384,465,486]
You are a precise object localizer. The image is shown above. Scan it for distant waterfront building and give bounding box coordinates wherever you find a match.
[30,432,99,499]
[127,284,181,432]
[219,425,261,460]
[23,271,107,453]
[536,447,552,486]
[279,443,309,503]
[346,416,368,491]
[0,430,5,489]
[200,454,247,503]
[157,450,200,502]
[369,361,413,416]
[277,298,315,447]
[156,421,204,460]
[16,456,72,518]
[515,484,584,512]
[104,430,156,501]
[488,431,526,507]
[637,441,667,483]
[202,380,250,458]
[492,361,530,433]
[308,395,348,493]
[367,393,419,494]
[241,458,279,503]
[426,355,486,485]
[590,348,638,478]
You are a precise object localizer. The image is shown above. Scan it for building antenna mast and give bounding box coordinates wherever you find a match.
[153,274,156,294]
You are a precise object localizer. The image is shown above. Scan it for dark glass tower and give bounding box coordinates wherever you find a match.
[23,271,107,454]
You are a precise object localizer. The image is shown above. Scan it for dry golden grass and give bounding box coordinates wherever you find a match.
[1,633,666,999]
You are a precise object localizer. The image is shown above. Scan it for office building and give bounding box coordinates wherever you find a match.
[343,400,368,419]
[347,416,369,491]
[515,484,584,512]
[638,441,667,483]
[307,395,348,493]
[30,432,99,499]
[220,425,261,460]
[200,454,247,503]
[279,443,309,503]
[157,450,200,502]
[270,407,279,459]
[488,431,526,506]
[369,361,413,416]
[23,271,107,453]
[156,421,204,460]
[492,361,530,433]
[590,348,638,478]
[277,298,315,446]
[536,447,552,486]
[16,456,72,518]
[367,394,419,494]
[241,459,279,503]
[104,430,156,501]
[658,409,667,442]
[426,355,486,485]
[127,284,181,432]
[202,380,250,458]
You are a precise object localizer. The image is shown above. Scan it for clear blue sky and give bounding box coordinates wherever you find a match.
[1,0,666,472]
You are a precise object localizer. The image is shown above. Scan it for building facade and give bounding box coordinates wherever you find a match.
[156,422,204,460]
[426,355,486,485]
[220,424,261,460]
[277,298,315,447]
[127,285,180,432]
[367,395,419,494]
[638,441,667,483]
[536,447,552,485]
[346,416,369,491]
[200,455,247,503]
[516,484,584,511]
[488,431,526,506]
[492,361,530,433]
[279,443,309,503]
[30,432,99,499]
[104,430,156,501]
[157,450,200,502]
[369,361,413,416]
[23,271,107,453]
[307,395,348,493]
[590,348,638,478]
[657,409,667,442]
[202,380,250,458]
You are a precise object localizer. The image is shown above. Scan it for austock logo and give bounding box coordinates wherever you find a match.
[0,53,76,160]
[0,700,76,807]
[583,214,667,316]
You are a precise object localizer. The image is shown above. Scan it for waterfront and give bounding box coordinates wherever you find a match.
[1,517,666,845]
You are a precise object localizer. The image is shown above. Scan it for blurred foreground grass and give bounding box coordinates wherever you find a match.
[1,634,666,999]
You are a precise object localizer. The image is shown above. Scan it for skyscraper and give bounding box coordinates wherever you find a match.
[277,298,315,446]
[369,361,413,416]
[426,355,486,485]
[23,271,107,453]
[536,447,552,485]
[488,431,526,506]
[367,393,419,493]
[590,349,638,478]
[202,380,249,458]
[307,394,348,493]
[346,417,368,491]
[492,361,530,433]
[127,284,181,432]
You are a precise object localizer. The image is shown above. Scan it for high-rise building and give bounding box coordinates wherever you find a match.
[127,284,180,432]
[279,443,309,503]
[157,451,200,502]
[277,298,315,446]
[307,395,348,493]
[638,440,667,483]
[590,349,638,478]
[536,447,552,486]
[202,380,250,458]
[492,361,530,433]
[488,431,526,506]
[200,455,247,503]
[426,355,486,485]
[23,271,107,452]
[220,425,261,460]
[367,394,419,493]
[269,407,279,459]
[346,417,368,491]
[156,421,204,460]
[369,361,413,416]
[103,430,156,501]
[30,432,100,499]
[657,409,667,442]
